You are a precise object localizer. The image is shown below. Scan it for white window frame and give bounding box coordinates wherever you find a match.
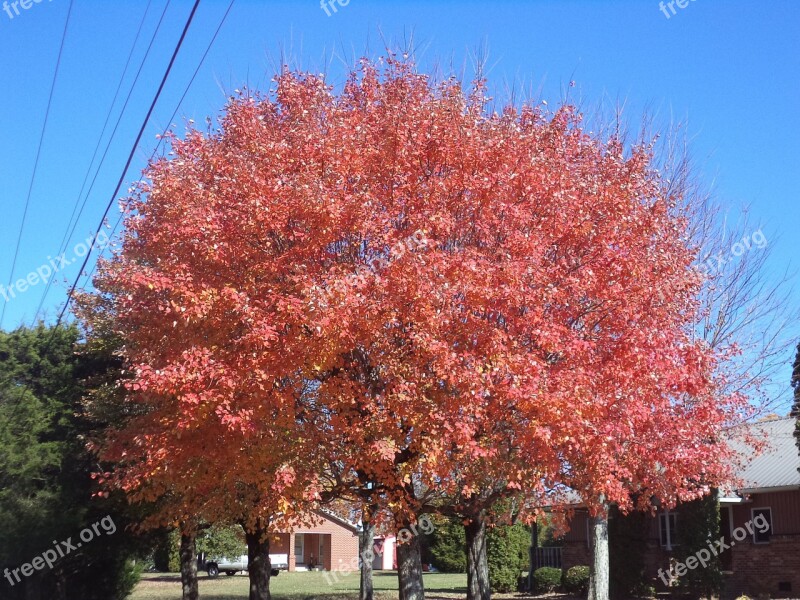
[294,534,305,563]
[751,507,773,544]
[659,509,678,551]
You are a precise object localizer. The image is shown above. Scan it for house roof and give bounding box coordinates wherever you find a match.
[730,417,800,493]
[314,509,360,533]
[540,417,800,509]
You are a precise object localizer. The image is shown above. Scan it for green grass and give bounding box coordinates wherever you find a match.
[130,570,469,600]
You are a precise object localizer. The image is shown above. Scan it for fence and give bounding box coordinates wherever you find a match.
[534,546,562,569]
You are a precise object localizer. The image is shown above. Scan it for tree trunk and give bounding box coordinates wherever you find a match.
[245,522,272,600]
[465,512,491,600]
[528,520,538,592]
[54,568,67,600]
[179,525,199,600]
[588,509,610,600]
[359,506,377,600]
[23,573,41,600]
[396,523,425,600]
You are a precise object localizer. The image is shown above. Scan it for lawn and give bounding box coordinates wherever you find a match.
[130,570,470,600]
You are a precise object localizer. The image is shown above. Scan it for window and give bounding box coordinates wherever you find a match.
[752,508,772,544]
[294,534,305,563]
[659,510,677,550]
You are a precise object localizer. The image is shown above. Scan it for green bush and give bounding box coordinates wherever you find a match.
[428,516,467,573]
[534,567,562,593]
[674,495,722,598]
[489,564,523,593]
[608,506,649,599]
[197,523,246,559]
[168,530,181,572]
[636,584,656,598]
[152,529,181,572]
[487,522,531,592]
[563,565,590,596]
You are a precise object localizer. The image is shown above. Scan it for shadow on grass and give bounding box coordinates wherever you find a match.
[140,574,182,583]
[371,571,467,595]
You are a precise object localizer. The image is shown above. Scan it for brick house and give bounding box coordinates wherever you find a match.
[544,417,800,597]
[270,510,360,572]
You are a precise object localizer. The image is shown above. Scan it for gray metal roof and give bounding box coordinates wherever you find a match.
[732,417,800,492]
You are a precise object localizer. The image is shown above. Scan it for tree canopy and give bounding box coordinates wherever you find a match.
[79,56,751,600]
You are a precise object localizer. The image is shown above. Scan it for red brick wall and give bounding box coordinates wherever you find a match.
[556,490,800,597]
[724,491,800,598]
[271,533,290,555]
[281,514,359,572]
[559,510,590,571]
[725,534,800,597]
[329,525,359,572]
[562,540,591,570]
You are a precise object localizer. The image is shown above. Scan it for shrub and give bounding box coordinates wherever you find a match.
[608,507,649,599]
[637,585,657,599]
[428,516,467,573]
[489,563,522,594]
[167,530,181,572]
[563,565,590,596]
[534,567,563,593]
[487,522,531,592]
[674,495,722,599]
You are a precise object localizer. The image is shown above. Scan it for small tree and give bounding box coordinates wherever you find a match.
[197,524,246,560]
[429,517,467,573]
[673,495,722,598]
[0,325,143,600]
[487,523,530,593]
[608,506,648,599]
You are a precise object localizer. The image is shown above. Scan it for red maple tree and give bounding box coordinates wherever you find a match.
[81,56,748,600]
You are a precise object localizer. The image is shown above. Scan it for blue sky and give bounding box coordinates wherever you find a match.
[0,1,798,374]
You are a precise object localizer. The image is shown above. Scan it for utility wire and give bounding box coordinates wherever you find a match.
[34,0,170,322]
[56,0,203,328]
[83,0,236,288]
[1,0,74,328]
[3,0,223,435]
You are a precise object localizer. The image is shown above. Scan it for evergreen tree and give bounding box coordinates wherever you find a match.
[0,324,143,600]
[673,494,723,599]
[429,516,467,573]
[486,522,530,593]
[608,507,649,599]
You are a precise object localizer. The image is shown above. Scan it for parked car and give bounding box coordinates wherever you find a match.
[201,553,288,578]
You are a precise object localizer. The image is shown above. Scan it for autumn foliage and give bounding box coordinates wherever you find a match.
[79,56,749,597]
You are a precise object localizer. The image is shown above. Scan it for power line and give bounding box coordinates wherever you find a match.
[35,0,155,316]
[1,0,74,329]
[83,0,236,288]
[4,0,223,435]
[56,0,203,328]
[34,0,170,323]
